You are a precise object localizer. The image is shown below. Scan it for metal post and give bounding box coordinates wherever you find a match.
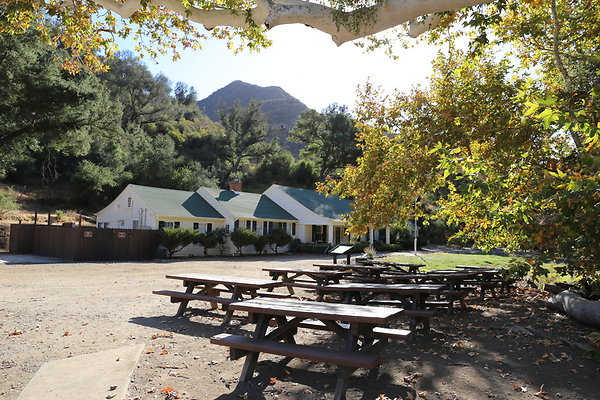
[414,197,418,256]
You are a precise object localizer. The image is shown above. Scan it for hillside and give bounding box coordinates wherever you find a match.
[198,80,309,154]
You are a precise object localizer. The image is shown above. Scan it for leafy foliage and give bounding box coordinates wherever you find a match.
[290,104,361,182]
[266,228,292,254]
[158,227,199,257]
[0,188,19,218]
[230,228,259,256]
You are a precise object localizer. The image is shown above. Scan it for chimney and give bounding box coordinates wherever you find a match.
[228,182,242,192]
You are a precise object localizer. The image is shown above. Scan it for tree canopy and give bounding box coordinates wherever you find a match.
[322,0,599,288]
[1,0,514,71]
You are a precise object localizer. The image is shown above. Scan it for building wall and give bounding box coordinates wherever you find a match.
[96,186,155,230]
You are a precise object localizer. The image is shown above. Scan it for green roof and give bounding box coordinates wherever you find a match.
[131,185,224,219]
[203,188,297,221]
[274,185,352,221]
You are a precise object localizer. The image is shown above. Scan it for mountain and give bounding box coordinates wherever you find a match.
[198,80,309,154]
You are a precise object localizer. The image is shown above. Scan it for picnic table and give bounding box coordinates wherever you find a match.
[356,259,425,273]
[380,271,478,312]
[262,267,350,300]
[313,263,390,282]
[153,273,285,324]
[320,282,444,332]
[210,297,409,400]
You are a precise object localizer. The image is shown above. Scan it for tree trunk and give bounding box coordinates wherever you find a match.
[545,290,600,329]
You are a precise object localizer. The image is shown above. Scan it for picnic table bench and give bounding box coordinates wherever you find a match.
[153,273,285,324]
[210,297,408,400]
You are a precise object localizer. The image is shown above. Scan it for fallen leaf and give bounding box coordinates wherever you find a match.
[146,349,155,354]
[147,387,156,393]
[161,387,175,393]
[269,377,277,384]
[106,395,116,399]
[63,331,71,336]
[160,349,169,355]
[418,391,428,398]
[109,385,117,391]
[9,330,23,336]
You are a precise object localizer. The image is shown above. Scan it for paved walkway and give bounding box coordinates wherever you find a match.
[17,345,144,400]
[0,253,65,264]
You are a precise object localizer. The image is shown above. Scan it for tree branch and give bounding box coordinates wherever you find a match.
[90,0,492,45]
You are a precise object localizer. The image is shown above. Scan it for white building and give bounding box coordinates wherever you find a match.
[96,183,388,256]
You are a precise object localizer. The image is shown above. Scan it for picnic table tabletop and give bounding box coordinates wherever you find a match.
[230,297,403,324]
[313,263,390,272]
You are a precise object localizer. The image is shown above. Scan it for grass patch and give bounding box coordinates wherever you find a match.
[384,252,521,270]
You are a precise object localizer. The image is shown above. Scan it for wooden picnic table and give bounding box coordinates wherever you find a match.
[357,259,425,273]
[320,282,445,332]
[262,267,350,300]
[210,297,408,400]
[153,273,284,324]
[313,263,390,282]
[380,271,478,311]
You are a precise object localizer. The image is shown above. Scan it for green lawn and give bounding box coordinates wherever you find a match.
[384,251,522,271]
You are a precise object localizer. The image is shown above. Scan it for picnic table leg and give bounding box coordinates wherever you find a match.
[176,281,195,316]
[239,314,270,381]
[334,334,359,400]
[222,288,242,325]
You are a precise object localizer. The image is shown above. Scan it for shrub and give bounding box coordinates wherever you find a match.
[266,228,292,254]
[0,190,19,219]
[197,231,219,256]
[212,228,229,255]
[289,238,302,253]
[363,244,377,259]
[253,234,269,255]
[296,243,331,254]
[159,228,199,258]
[230,228,259,256]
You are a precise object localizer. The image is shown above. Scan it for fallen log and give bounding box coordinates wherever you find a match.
[544,290,600,329]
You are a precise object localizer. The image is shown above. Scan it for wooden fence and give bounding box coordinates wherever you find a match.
[9,224,159,261]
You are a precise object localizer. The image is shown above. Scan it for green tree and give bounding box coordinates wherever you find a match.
[0,27,120,180]
[230,228,259,256]
[290,104,361,182]
[212,227,230,255]
[158,227,199,258]
[216,102,274,187]
[197,231,219,256]
[266,228,292,254]
[253,234,269,255]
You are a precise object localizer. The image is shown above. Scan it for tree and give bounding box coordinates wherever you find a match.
[290,104,361,182]
[253,234,269,255]
[0,27,121,180]
[266,228,292,254]
[1,0,495,72]
[230,228,259,256]
[212,227,229,255]
[216,102,273,188]
[197,231,219,256]
[158,227,199,257]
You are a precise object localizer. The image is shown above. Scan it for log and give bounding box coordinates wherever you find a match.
[544,290,600,329]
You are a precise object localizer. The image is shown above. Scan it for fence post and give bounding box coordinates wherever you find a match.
[34,211,38,225]
[47,213,51,226]
[78,215,82,227]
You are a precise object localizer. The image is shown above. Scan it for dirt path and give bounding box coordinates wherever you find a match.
[1,255,598,400]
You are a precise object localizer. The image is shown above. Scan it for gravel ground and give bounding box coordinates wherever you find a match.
[1,254,599,400]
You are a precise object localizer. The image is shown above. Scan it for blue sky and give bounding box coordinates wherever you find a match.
[120,24,439,111]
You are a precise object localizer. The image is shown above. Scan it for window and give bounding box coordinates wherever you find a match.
[252,221,257,232]
[193,223,199,231]
[263,221,268,234]
[118,220,125,227]
[278,222,287,231]
[292,223,296,236]
[133,220,139,229]
[246,220,251,230]
[268,221,274,232]
[234,220,240,230]
[174,222,180,228]
[225,224,230,233]
[159,221,175,229]
[127,197,132,207]
[206,223,212,232]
